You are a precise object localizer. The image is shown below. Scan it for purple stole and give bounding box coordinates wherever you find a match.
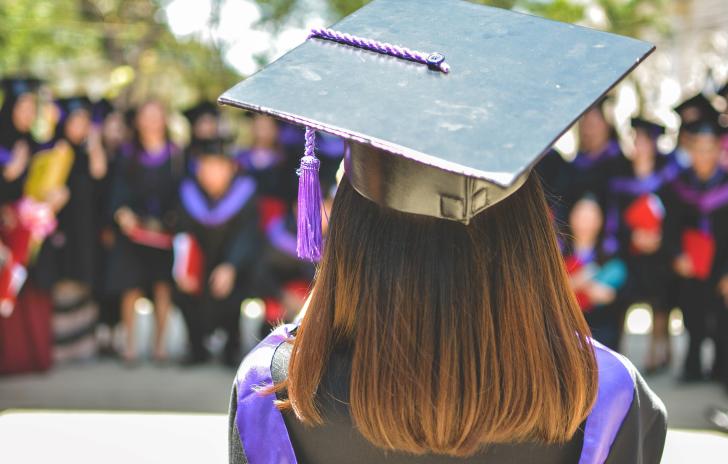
[603,159,681,255]
[671,171,728,233]
[180,177,256,227]
[573,140,621,170]
[0,146,12,166]
[235,326,636,464]
[121,142,177,167]
[266,216,298,258]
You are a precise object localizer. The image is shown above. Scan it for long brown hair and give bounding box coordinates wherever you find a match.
[280,173,597,457]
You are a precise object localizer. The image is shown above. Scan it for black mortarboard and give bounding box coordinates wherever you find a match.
[191,137,237,160]
[92,98,115,125]
[718,82,728,99]
[57,96,92,118]
[183,101,220,124]
[631,117,665,139]
[219,0,653,258]
[683,107,723,137]
[673,92,715,128]
[1,77,42,100]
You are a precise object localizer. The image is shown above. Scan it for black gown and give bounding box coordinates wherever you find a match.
[662,167,728,380]
[174,175,262,360]
[228,329,667,464]
[603,155,682,314]
[105,142,182,293]
[564,139,622,209]
[0,126,39,204]
[34,141,97,288]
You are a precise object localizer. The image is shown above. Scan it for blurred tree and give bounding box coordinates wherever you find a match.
[254,0,666,37]
[0,0,239,107]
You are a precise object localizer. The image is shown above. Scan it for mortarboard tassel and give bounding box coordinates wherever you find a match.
[293,28,450,262]
[296,127,323,261]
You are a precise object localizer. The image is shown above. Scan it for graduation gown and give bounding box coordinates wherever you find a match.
[602,155,682,312]
[174,175,262,356]
[34,141,97,288]
[0,129,39,203]
[228,324,666,464]
[563,245,627,351]
[105,142,182,292]
[662,168,728,379]
[566,139,622,209]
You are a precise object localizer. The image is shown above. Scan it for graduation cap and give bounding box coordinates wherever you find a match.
[631,117,665,139]
[191,137,237,160]
[674,93,716,130]
[718,82,728,99]
[219,0,654,260]
[55,96,93,127]
[183,101,220,125]
[92,98,115,125]
[1,77,42,100]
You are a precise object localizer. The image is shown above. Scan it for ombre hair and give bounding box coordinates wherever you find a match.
[278,173,597,457]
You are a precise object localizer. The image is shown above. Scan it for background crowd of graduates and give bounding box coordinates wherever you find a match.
[537,86,728,390]
[0,76,343,371]
[2,73,728,391]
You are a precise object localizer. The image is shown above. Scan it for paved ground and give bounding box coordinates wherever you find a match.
[1,309,727,429]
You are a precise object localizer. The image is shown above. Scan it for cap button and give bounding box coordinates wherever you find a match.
[426,52,446,71]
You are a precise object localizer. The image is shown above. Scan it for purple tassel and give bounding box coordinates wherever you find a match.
[296,127,323,262]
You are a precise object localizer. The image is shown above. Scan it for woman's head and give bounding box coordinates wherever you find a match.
[632,128,657,164]
[12,93,37,134]
[196,154,237,198]
[569,196,603,245]
[283,173,597,457]
[578,105,612,154]
[251,114,279,148]
[134,100,167,142]
[689,132,721,181]
[63,108,91,146]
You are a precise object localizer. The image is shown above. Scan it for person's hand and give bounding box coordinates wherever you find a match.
[3,140,30,181]
[44,186,70,213]
[175,273,197,295]
[631,229,661,254]
[585,282,616,305]
[210,263,236,299]
[87,128,107,179]
[718,276,728,307]
[674,254,694,278]
[114,207,138,235]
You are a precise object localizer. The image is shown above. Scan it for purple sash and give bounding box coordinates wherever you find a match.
[267,216,298,258]
[180,177,256,227]
[0,146,12,166]
[609,161,681,197]
[235,330,635,464]
[671,178,728,215]
[122,142,176,167]
[236,148,283,171]
[604,160,682,254]
[573,140,620,170]
[579,340,636,464]
[235,323,298,464]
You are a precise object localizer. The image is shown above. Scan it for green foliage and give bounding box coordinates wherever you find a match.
[0,0,239,107]
[257,0,667,38]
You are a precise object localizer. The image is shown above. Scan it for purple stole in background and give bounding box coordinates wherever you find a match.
[234,325,636,464]
[180,177,256,227]
[573,140,621,170]
[603,159,682,255]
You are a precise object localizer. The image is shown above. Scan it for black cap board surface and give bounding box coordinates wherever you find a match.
[220,0,653,189]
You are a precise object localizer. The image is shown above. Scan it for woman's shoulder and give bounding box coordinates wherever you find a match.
[588,341,667,464]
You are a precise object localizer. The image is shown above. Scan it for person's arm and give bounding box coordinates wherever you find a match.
[222,201,261,270]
